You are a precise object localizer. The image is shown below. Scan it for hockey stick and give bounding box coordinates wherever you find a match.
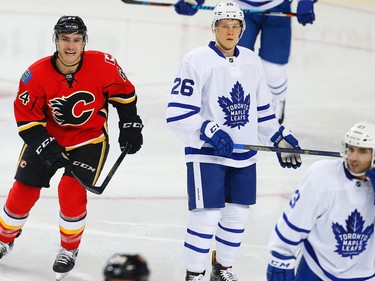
[72,143,132,195]
[120,0,296,17]
[234,144,341,158]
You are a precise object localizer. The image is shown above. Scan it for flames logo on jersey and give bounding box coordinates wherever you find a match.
[49,92,95,126]
[218,81,250,129]
[332,209,374,259]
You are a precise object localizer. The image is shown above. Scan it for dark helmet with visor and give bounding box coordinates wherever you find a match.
[103,254,150,281]
[54,15,87,42]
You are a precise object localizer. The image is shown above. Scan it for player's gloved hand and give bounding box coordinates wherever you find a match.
[267,265,295,281]
[271,126,302,169]
[365,168,375,204]
[200,121,233,156]
[118,115,143,154]
[267,251,295,281]
[297,0,317,26]
[174,0,204,16]
[30,136,69,169]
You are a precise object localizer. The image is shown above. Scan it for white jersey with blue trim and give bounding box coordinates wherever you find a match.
[268,159,375,280]
[235,0,284,11]
[166,41,279,168]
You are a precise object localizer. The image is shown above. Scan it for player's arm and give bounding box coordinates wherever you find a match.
[14,79,69,170]
[167,59,233,155]
[255,62,301,169]
[166,60,206,147]
[105,55,143,154]
[267,168,319,281]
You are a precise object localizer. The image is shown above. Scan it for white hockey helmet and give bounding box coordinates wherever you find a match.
[211,1,246,32]
[342,122,375,175]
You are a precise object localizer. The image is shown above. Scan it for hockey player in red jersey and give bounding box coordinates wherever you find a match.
[0,15,143,280]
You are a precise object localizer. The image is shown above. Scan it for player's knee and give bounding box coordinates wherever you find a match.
[6,181,41,214]
[221,203,250,227]
[58,175,87,215]
[189,208,221,228]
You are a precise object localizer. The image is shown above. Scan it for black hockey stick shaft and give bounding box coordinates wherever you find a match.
[234,144,341,158]
[72,143,132,195]
[120,0,296,16]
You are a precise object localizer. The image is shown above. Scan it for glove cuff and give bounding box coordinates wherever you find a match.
[269,251,296,270]
[271,126,288,145]
[119,115,144,131]
[201,121,220,139]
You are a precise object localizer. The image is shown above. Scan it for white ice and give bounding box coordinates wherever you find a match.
[0,0,374,280]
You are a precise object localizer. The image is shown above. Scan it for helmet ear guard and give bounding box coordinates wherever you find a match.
[342,122,375,176]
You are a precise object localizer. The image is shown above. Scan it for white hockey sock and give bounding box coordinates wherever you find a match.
[261,59,288,102]
[184,209,221,273]
[215,203,250,267]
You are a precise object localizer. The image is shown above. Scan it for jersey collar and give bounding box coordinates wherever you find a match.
[208,41,240,59]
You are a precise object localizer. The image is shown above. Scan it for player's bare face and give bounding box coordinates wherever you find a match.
[56,33,84,69]
[346,145,372,178]
[214,19,242,56]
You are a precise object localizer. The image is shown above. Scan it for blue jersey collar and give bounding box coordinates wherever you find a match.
[208,41,240,59]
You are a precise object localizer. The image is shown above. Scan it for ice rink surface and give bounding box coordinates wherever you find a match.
[0,0,374,280]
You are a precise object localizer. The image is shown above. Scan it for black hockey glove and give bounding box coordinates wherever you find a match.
[118,116,143,154]
[30,136,69,170]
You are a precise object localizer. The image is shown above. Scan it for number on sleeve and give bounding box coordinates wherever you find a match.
[18,91,30,105]
[289,189,300,208]
[171,78,195,96]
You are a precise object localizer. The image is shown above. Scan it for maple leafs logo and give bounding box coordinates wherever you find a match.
[218,81,250,129]
[332,209,374,259]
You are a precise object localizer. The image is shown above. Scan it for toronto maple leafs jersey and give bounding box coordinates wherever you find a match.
[269,159,375,280]
[166,41,280,168]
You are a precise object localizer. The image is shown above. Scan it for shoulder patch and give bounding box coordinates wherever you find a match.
[117,66,127,82]
[104,53,116,66]
[21,69,32,84]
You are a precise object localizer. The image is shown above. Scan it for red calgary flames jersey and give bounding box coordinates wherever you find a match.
[14,51,136,149]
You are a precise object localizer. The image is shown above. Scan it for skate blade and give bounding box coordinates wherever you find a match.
[56,272,69,281]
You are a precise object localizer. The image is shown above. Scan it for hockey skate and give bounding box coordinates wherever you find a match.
[272,100,285,124]
[53,248,78,281]
[209,251,238,281]
[186,270,206,281]
[0,229,22,259]
[0,241,14,259]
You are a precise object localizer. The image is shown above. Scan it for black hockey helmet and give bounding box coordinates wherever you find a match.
[54,15,87,42]
[103,254,150,281]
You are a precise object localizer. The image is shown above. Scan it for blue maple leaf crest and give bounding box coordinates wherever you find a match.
[332,209,374,259]
[218,81,250,129]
